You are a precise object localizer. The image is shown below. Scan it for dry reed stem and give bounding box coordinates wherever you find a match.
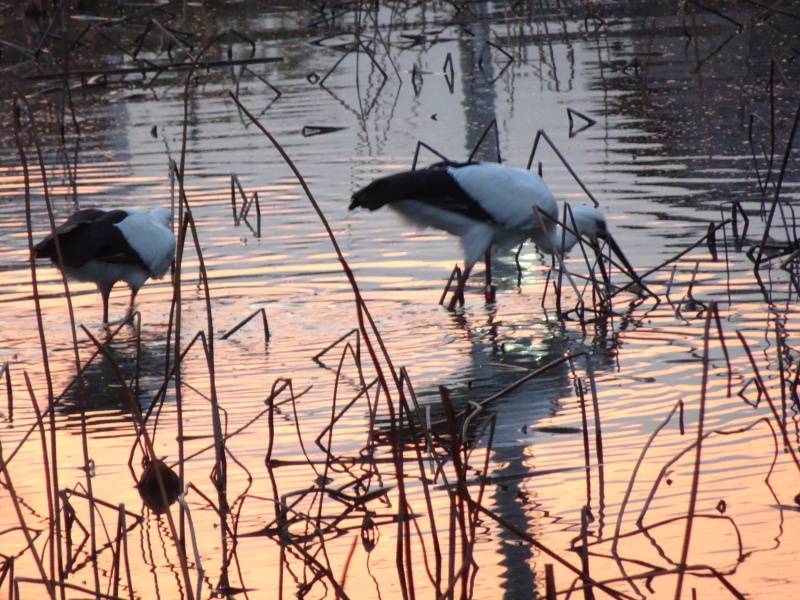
[33,110,103,591]
[0,441,53,598]
[467,499,633,600]
[527,129,599,207]
[545,563,557,600]
[313,328,360,362]
[171,37,238,593]
[316,343,370,459]
[316,376,377,449]
[219,307,270,340]
[466,118,502,163]
[15,90,75,600]
[81,326,194,598]
[411,141,450,169]
[177,382,305,466]
[1,363,12,421]
[229,91,424,597]
[550,206,656,301]
[610,399,682,595]
[13,577,126,600]
[736,332,800,472]
[439,265,463,307]
[17,377,56,589]
[578,506,595,600]
[752,99,800,267]
[534,205,585,315]
[396,369,446,592]
[430,351,583,428]
[633,219,732,285]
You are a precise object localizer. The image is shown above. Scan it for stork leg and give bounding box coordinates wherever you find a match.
[99,287,111,325]
[483,250,495,303]
[126,287,140,319]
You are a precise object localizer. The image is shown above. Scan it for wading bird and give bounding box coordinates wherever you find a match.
[349,161,632,310]
[35,207,176,323]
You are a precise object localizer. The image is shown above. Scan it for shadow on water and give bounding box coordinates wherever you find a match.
[56,327,170,437]
[366,305,623,598]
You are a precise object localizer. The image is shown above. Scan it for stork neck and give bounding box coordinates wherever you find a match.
[535,223,579,255]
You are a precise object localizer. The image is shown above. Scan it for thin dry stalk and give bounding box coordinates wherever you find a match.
[0,441,54,599]
[15,91,70,600]
[170,37,237,586]
[313,328,360,363]
[439,265,463,307]
[533,205,584,316]
[584,359,606,512]
[430,351,583,428]
[467,500,633,600]
[80,326,194,599]
[396,369,445,593]
[545,563,557,600]
[1,363,11,421]
[178,382,304,466]
[610,400,683,597]
[411,141,450,169]
[563,204,611,314]
[109,505,135,600]
[674,302,714,599]
[229,173,248,225]
[439,387,462,600]
[230,92,419,597]
[578,506,595,600]
[736,333,800,471]
[633,219,732,284]
[752,99,800,268]
[22,374,56,590]
[466,118,502,163]
[575,369,595,504]
[316,342,370,455]
[526,129,600,207]
[220,308,270,341]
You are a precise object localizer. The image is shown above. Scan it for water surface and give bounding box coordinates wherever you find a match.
[1,1,799,599]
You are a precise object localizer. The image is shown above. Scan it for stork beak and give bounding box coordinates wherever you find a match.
[600,233,633,272]
[598,232,646,293]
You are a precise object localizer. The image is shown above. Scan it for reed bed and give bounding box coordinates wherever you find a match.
[2,1,800,599]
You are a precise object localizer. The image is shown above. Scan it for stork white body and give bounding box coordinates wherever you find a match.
[349,161,626,309]
[35,207,176,323]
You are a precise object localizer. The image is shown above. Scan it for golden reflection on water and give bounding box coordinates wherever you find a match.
[1,1,800,599]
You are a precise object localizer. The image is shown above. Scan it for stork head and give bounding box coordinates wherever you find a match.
[566,206,609,246]
[150,207,173,228]
[563,205,637,277]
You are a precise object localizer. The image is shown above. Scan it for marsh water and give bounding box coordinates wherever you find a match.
[1,1,800,599]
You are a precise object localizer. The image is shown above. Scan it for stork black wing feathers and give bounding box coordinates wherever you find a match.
[34,209,149,270]
[349,166,495,224]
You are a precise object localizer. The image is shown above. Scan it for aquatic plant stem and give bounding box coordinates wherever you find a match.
[81,325,195,599]
[673,302,715,600]
[0,439,54,598]
[229,91,420,598]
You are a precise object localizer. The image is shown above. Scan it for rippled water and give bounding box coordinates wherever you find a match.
[1,1,799,599]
